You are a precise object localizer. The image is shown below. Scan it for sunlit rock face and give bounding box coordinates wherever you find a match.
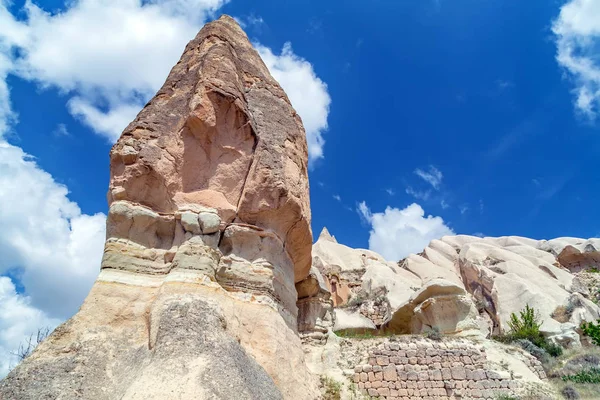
[0,15,319,400]
[313,229,600,347]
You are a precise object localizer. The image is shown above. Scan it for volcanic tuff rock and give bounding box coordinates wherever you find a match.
[0,15,318,399]
[312,229,600,346]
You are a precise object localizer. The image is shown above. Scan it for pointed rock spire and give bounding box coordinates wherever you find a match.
[318,226,337,243]
[0,15,318,399]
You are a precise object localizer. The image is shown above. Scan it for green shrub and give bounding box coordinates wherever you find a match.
[321,376,342,400]
[336,329,376,339]
[494,305,563,359]
[561,367,600,384]
[544,341,563,357]
[561,385,580,400]
[581,319,600,346]
[495,395,518,400]
[513,339,550,363]
[425,326,442,341]
[508,304,541,339]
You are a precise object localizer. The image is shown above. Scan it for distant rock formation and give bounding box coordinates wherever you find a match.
[0,15,318,400]
[311,229,600,348]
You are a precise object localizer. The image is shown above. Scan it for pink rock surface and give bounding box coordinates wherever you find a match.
[108,15,312,282]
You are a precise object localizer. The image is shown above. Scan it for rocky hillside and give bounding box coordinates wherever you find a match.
[2,14,600,400]
[300,229,600,399]
[309,230,600,343]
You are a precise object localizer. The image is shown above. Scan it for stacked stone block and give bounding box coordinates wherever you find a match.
[359,298,391,326]
[352,339,545,399]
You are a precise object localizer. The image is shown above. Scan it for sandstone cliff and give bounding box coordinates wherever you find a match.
[0,15,317,400]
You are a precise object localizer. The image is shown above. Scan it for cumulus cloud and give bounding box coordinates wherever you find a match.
[552,0,600,119]
[0,142,106,317]
[67,97,141,142]
[257,43,331,165]
[0,142,106,377]
[0,0,228,141]
[0,1,331,161]
[414,165,443,190]
[0,277,61,374]
[357,201,454,261]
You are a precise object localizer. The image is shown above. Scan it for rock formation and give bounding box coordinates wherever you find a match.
[3,13,600,400]
[312,229,600,347]
[304,230,600,399]
[0,15,318,400]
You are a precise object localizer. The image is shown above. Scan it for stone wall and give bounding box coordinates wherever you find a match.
[351,338,545,399]
[359,298,390,326]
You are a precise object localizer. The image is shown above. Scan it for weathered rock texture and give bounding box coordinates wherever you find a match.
[313,229,600,346]
[0,15,318,400]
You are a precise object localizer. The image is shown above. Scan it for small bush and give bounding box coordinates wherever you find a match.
[321,376,342,400]
[514,339,550,363]
[12,327,51,362]
[508,304,541,339]
[336,329,376,339]
[581,319,600,346]
[561,367,600,384]
[495,395,518,400]
[344,292,367,308]
[588,267,600,273]
[561,385,580,400]
[552,306,571,323]
[425,326,442,341]
[494,305,564,361]
[544,341,563,357]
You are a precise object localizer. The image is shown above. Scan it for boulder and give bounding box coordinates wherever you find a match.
[296,267,334,335]
[333,309,377,333]
[384,279,479,336]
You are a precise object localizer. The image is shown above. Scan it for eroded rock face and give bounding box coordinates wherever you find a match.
[107,14,311,283]
[1,15,318,400]
[313,228,600,345]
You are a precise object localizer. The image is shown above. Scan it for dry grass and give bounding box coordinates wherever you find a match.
[551,305,571,323]
[551,379,600,399]
[546,347,600,399]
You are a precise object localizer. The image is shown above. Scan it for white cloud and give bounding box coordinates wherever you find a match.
[460,205,469,214]
[406,186,431,201]
[0,142,106,377]
[0,142,106,318]
[0,0,228,141]
[552,0,600,119]
[1,2,330,162]
[52,123,69,137]
[414,165,443,190]
[0,277,61,375]
[333,194,341,202]
[357,201,454,261]
[67,97,140,142]
[385,188,395,196]
[440,199,449,209]
[256,42,331,165]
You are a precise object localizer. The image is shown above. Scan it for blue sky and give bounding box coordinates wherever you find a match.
[0,0,599,374]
